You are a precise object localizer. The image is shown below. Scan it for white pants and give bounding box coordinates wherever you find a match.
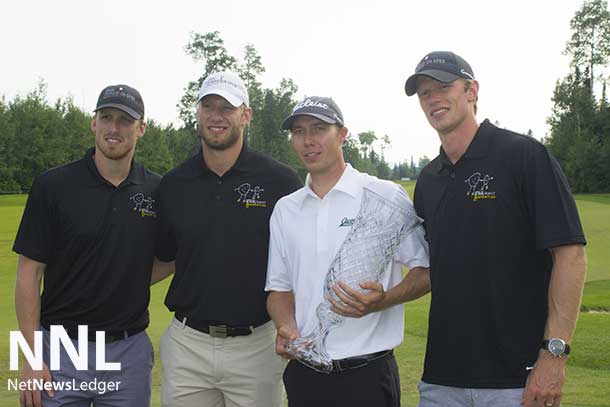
[160,317,285,407]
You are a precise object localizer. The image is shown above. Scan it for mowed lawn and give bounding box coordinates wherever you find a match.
[1,187,609,406]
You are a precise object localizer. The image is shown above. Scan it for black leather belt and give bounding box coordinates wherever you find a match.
[175,313,256,338]
[41,324,145,343]
[331,349,393,373]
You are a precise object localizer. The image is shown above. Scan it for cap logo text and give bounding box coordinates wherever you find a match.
[293,99,329,113]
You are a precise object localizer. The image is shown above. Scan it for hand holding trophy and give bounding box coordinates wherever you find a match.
[285,186,420,372]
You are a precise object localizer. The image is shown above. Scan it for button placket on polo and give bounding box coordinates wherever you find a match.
[109,186,122,225]
[213,176,223,207]
[316,197,330,255]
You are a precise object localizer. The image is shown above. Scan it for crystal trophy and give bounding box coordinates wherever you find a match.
[285,186,420,372]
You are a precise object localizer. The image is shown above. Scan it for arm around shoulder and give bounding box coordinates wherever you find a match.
[151,257,175,285]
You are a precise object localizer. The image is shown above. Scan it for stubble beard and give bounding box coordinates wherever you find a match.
[199,125,241,151]
[96,140,134,161]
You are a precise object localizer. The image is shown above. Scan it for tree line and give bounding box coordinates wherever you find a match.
[2,0,609,194]
[0,32,413,194]
[545,0,610,192]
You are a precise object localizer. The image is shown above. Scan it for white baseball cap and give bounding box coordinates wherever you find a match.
[197,72,249,107]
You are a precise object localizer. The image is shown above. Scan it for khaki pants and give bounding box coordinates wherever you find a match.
[160,317,285,407]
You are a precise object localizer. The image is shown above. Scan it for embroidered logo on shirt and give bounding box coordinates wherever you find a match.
[338,217,355,227]
[234,183,267,208]
[130,193,157,217]
[465,172,496,202]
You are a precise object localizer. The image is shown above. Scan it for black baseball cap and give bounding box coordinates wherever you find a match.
[405,51,475,96]
[93,84,145,120]
[281,96,344,130]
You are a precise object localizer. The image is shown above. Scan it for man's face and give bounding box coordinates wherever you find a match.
[197,95,252,151]
[91,108,145,161]
[290,115,347,175]
[415,77,478,136]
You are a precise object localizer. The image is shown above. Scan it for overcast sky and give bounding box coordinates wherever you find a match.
[2,0,587,164]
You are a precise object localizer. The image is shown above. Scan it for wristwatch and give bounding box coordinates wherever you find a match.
[542,338,571,357]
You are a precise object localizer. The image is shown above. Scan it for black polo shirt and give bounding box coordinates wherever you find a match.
[13,148,160,332]
[414,119,585,388]
[156,144,302,326]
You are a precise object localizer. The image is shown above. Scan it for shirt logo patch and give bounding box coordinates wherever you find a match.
[465,172,496,202]
[338,217,355,227]
[130,193,157,217]
[234,183,267,208]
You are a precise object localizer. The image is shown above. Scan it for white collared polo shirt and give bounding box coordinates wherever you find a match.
[265,164,429,359]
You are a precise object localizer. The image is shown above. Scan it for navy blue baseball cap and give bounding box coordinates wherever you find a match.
[405,51,475,96]
[281,96,344,130]
[94,84,145,120]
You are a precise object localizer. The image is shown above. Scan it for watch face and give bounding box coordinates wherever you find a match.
[548,339,566,355]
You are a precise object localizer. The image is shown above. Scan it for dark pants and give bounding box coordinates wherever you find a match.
[283,352,400,407]
[41,328,153,407]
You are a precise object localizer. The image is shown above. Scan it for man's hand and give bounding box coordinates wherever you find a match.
[20,361,53,407]
[329,280,386,318]
[522,352,566,407]
[275,325,300,359]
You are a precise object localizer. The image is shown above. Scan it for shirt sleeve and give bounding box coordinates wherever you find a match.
[12,175,55,263]
[522,144,586,250]
[392,185,430,269]
[265,203,293,292]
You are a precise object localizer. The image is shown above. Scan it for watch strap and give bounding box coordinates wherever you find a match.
[541,339,571,356]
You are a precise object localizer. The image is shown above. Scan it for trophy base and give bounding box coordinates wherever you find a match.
[286,337,333,373]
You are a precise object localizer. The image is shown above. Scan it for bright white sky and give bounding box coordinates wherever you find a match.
[2,0,585,164]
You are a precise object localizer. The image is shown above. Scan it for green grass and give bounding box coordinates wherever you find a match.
[0,192,609,407]
[581,280,610,311]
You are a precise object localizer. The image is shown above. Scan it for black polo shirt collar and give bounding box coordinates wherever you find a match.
[84,147,146,186]
[435,119,493,174]
[182,142,254,178]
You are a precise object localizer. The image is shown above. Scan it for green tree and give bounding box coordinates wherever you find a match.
[166,126,200,165]
[565,0,610,95]
[238,44,266,145]
[546,1,610,192]
[0,81,93,192]
[342,134,363,168]
[358,131,377,156]
[0,96,20,192]
[178,31,238,129]
[418,156,431,169]
[177,31,303,176]
[135,120,174,175]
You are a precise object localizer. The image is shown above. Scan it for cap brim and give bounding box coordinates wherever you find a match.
[281,113,338,131]
[404,70,462,96]
[198,88,245,107]
[94,103,142,120]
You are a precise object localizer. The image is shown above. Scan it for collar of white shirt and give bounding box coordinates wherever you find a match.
[295,163,361,207]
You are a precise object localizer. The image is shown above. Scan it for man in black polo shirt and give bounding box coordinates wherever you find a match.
[153,72,302,407]
[13,85,162,406]
[403,51,587,407]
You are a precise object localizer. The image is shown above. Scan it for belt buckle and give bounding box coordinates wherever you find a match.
[209,324,228,338]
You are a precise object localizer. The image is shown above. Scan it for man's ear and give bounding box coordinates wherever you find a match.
[338,126,348,145]
[466,80,479,102]
[242,106,253,126]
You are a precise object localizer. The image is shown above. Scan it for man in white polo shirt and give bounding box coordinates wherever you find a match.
[265,96,431,407]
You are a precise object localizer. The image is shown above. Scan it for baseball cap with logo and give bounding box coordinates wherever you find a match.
[197,72,249,107]
[94,84,145,120]
[404,51,475,96]
[281,96,344,130]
